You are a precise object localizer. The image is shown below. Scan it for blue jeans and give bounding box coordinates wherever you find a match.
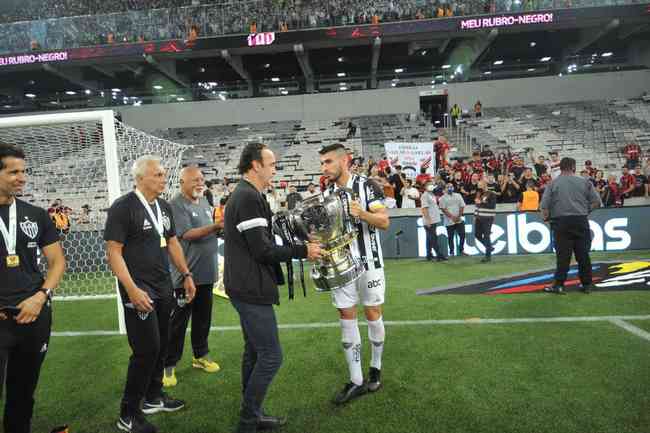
[230,298,283,422]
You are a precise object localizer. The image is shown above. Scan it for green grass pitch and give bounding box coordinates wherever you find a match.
[23,250,650,433]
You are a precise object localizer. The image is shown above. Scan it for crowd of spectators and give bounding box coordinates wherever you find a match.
[344,137,649,212]
[0,0,598,54]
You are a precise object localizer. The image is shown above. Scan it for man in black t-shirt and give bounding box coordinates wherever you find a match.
[389,165,405,208]
[104,156,196,433]
[474,180,497,263]
[0,143,66,433]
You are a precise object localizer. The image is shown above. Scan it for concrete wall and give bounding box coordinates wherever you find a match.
[442,69,650,111]
[107,69,650,131]
[120,87,419,131]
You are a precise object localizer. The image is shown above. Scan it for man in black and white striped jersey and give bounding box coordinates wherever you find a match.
[319,143,390,405]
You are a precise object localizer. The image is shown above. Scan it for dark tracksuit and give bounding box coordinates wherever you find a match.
[0,199,59,433]
[103,192,177,415]
[474,190,497,258]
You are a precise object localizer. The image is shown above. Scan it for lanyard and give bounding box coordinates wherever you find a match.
[0,200,16,255]
[134,189,164,237]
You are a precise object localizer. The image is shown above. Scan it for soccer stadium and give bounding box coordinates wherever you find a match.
[0,1,649,432]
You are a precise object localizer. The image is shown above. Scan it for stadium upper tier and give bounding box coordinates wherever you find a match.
[0,0,637,54]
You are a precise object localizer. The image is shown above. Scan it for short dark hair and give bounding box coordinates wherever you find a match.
[559,157,576,172]
[237,142,267,175]
[318,143,346,155]
[0,143,25,171]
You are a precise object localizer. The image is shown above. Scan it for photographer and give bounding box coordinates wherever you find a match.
[500,172,520,204]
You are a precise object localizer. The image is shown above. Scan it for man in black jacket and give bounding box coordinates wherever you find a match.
[224,143,321,433]
[473,180,497,263]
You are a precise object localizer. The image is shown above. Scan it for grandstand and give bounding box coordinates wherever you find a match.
[153,96,650,190]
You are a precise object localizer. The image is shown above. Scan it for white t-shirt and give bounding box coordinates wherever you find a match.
[402,187,420,208]
[439,192,465,226]
[421,191,441,225]
[546,160,561,179]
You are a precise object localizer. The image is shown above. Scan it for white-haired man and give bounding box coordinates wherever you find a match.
[318,143,390,405]
[104,156,197,433]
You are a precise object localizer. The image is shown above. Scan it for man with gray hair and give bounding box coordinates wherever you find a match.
[163,166,222,388]
[104,156,197,433]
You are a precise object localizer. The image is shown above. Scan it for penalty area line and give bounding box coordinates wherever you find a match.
[51,314,650,337]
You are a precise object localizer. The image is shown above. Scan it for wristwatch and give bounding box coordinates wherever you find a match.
[182,272,193,279]
[39,288,53,300]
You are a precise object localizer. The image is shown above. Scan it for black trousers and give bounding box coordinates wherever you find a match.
[122,296,173,413]
[475,217,494,257]
[0,304,51,433]
[230,298,282,422]
[446,222,466,256]
[551,216,593,286]
[165,284,213,368]
[395,192,403,209]
[424,224,446,259]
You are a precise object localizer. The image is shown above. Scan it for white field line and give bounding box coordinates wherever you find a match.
[51,314,650,338]
[609,318,650,342]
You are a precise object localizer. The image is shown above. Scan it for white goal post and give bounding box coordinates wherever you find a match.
[0,110,187,334]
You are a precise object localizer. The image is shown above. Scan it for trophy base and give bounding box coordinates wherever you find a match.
[311,256,365,292]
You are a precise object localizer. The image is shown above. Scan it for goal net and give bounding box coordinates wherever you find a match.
[0,110,187,302]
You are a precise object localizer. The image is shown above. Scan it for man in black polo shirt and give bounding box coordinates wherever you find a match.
[0,143,66,433]
[104,155,196,433]
[224,143,321,433]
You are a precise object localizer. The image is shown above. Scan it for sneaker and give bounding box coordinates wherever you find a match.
[367,367,382,392]
[257,414,287,430]
[543,285,565,295]
[142,393,185,415]
[580,283,594,294]
[117,411,157,433]
[332,382,368,405]
[212,284,230,300]
[436,257,449,262]
[480,256,491,263]
[192,356,221,373]
[162,367,177,388]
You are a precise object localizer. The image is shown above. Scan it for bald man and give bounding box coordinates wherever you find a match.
[163,166,223,388]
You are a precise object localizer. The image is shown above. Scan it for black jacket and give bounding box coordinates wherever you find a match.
[224,179,307,305]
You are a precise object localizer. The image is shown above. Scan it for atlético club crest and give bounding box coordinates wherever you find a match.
[162,214,171,231]
[20,217,38,240]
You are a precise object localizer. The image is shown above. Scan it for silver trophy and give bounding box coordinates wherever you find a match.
[273,191,365,292]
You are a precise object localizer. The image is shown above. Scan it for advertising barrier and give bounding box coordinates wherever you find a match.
[379,206,650,259]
